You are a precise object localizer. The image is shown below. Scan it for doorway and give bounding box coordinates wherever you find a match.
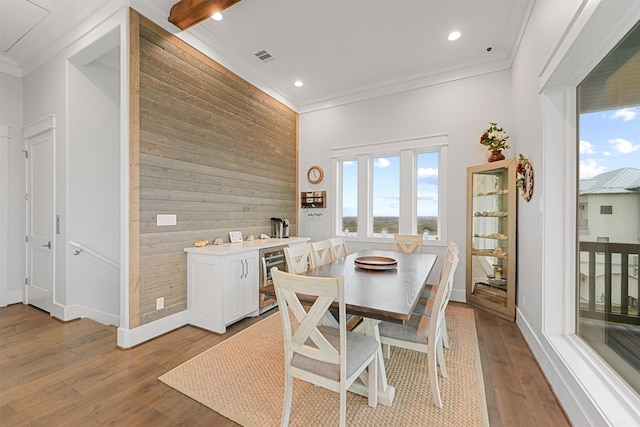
[25,115,56,313]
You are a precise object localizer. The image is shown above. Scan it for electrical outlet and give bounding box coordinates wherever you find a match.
[156,297,164,310]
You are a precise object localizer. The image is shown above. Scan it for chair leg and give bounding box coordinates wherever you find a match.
[442,318,450,349]
[367,356,378,408]
[382,343,391,359]
[428,342,443,408]
[340,388,347,427]
[437,339,448,378]
[281,373,293,426]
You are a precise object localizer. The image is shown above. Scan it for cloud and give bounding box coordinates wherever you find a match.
[609,138,640,154]
[609,108,637,122]
[579,140,596,154]
[417,167,439,184]
[417,192,438,201]
[380,193,399,200]
[374,157,390,168]
[579,159,606,179]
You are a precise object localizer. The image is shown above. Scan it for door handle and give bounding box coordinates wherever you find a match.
[42,241,51,249]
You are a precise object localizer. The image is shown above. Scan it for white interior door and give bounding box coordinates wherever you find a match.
[26,130,55,313]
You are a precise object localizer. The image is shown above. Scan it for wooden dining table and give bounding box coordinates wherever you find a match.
[262,249,437,406]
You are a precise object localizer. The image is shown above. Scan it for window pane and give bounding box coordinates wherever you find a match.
[341,160,357,236]
[416,152,439,239]
[372,156,399,234]
[577,21,640,395]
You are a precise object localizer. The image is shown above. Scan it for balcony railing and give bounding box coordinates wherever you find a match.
[579,241,640,326]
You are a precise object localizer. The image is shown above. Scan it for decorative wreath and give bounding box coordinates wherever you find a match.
[516,155,534,202]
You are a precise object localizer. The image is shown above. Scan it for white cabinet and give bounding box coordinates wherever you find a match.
[184,237,309,334]
[186,250,258,334]
[224,253,258,325]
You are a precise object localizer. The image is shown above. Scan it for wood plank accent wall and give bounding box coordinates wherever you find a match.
[131,12,298,326]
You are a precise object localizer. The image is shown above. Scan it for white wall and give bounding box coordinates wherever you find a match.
[299,69,513,299]
[66,48,121,325]
[0,72,25,306]
[19,11,125,323]
[22,55,68,313]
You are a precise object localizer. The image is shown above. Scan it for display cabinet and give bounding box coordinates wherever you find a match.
[466,158,516,321]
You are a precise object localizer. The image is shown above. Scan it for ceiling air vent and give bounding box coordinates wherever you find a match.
[254,49,274,63]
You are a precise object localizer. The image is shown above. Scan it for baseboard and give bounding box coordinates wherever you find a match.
[116,310,190,349]
[60,304,120,326]
[450,288,465,302]
[0,290,22,307]
[515,307,640,426]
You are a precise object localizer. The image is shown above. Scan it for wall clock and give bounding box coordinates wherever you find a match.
[307,165,324,184]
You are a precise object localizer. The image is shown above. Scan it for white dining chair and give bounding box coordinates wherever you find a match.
[378,252,459,408]
[415,242,459,348]
[393,234,424,254]
[271,268,378,427]
[329,236,348,259]
[310,239,336,266]
[284,244,342,329]
[284,243,315,274]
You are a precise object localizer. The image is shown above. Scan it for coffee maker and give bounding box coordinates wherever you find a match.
[271,217,290,238]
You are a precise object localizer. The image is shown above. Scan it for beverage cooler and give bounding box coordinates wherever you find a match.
[259,245,288,313]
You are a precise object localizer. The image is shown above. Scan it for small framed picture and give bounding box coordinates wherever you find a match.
[229,231,243,243]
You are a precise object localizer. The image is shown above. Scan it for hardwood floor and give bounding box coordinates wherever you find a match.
[0,302,570,426]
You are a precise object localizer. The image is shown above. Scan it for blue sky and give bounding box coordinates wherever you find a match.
[579,106,640,179]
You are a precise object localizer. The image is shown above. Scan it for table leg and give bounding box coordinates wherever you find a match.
[349,318,396,406]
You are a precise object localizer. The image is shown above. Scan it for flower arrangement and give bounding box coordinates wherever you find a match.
[479,122,510,151]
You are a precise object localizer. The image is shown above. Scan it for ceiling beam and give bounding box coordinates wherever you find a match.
[168,0,241,31]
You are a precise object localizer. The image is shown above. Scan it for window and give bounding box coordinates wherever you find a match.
[416,152,439,238]
[340,160,358,235]
[332,135,447,241]
[372,155,399,234]
[577,20,640,395]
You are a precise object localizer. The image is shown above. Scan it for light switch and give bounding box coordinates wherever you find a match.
[157,214,177,226]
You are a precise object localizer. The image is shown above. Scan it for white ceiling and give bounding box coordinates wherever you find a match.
[0,0,534,111]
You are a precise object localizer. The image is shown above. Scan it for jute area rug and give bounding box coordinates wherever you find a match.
[159,305,488,426]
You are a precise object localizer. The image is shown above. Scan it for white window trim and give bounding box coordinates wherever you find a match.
[331,134,448,246]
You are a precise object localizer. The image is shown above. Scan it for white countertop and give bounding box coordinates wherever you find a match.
[183,236,310,255]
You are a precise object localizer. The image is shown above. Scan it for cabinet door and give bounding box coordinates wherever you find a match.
[225,257,245,324]
[243,255,259,315]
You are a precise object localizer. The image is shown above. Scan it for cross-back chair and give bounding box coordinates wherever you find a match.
[393,234,424,254]
[284,243,342,328]
[310,239,336,266]
[271,268,378,426]
[329,236,348,259]
[415,242,459,348]
[284,243,315,274]
[378,252,459,408]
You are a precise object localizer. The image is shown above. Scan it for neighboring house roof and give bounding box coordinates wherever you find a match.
[579,167,640,195]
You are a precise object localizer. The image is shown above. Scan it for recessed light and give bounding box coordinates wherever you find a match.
[448,31,461,41]
[211,12,223,21]
[294,80,303,87]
